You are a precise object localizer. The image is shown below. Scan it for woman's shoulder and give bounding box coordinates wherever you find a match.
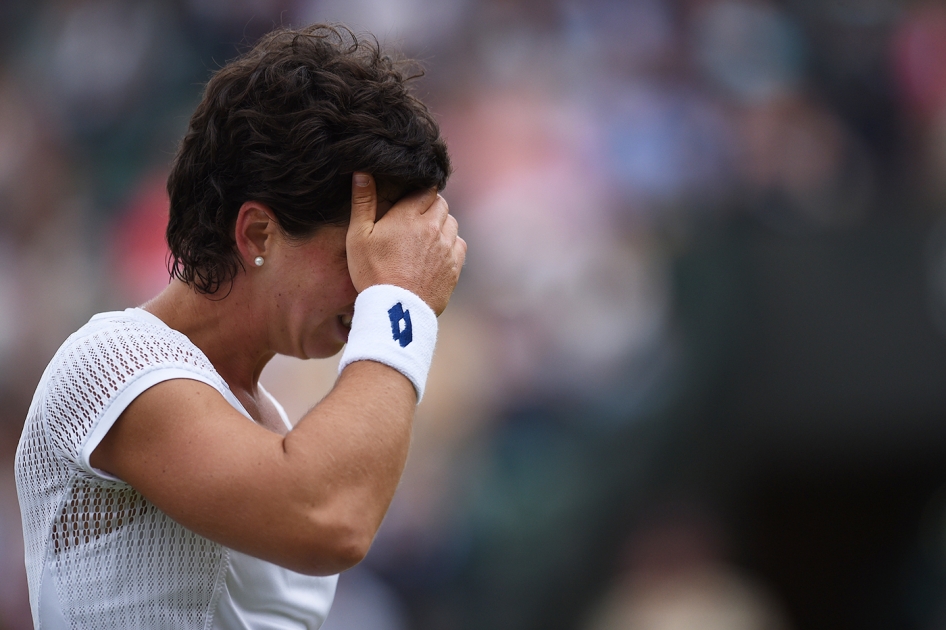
[53,307,214,374]
[38,307,225,417]
[33,308,228,473]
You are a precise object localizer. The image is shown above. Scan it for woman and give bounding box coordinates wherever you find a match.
[15,24,465,629]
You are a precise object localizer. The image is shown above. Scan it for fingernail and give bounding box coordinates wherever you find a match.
[354,173,370,187]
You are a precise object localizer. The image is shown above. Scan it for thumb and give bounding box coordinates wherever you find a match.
[350,172,377,230]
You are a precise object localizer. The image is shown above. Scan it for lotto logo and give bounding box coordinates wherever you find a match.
[388,303,413,347]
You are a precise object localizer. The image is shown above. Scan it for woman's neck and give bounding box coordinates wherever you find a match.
[141,280,275,396]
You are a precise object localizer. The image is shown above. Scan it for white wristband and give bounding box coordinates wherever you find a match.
[338,284,438,402]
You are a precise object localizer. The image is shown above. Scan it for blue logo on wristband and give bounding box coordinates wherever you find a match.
[388,302,413,347]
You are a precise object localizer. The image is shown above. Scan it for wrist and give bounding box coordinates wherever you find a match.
[338,284,438,402]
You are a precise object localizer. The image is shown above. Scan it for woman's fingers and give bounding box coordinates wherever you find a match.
[346,176,465,313]
[443,213,459,242]
[349,172,377,234]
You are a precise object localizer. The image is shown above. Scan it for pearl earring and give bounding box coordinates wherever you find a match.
[254,256,264,267]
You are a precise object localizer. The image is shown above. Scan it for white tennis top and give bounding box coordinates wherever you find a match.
[14,308,337,629]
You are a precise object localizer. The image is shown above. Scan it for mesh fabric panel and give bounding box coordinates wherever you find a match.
[15,314,230,628]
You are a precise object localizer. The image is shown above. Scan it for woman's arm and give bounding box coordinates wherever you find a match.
[91,360,415,576]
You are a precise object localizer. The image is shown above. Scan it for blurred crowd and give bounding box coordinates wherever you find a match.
[4,0,946,628]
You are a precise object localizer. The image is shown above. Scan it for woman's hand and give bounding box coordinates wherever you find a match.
[346,172,466,315]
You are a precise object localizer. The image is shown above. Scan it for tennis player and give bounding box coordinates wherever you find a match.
[15,24,464,629]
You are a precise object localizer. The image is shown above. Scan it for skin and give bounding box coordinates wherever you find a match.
[90,172,466,576]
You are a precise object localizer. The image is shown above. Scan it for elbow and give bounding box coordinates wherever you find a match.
[290,514,376,576]
[319,523,374,573]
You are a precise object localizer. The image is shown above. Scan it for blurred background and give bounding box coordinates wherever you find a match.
[2,0,946,628]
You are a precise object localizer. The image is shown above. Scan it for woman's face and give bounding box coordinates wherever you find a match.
[262,224,357,360]
[257,196,398,360]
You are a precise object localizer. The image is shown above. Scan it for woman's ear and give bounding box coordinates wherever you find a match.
[233,201,277,267]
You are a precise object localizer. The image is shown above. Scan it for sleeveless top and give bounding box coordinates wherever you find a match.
[15,308,337,629]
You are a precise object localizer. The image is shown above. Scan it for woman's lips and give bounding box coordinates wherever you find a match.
[338,313,353,343]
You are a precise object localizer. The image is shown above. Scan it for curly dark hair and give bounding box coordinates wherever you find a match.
[166,24,451,294]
